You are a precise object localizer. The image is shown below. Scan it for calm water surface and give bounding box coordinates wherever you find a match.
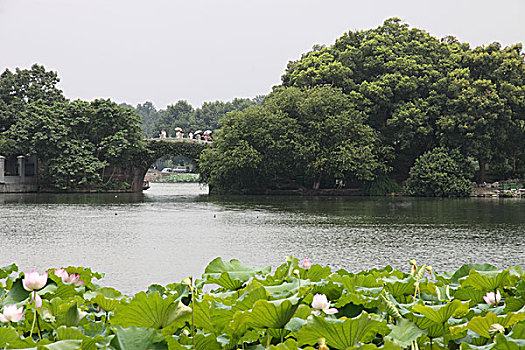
[1,183,524,294]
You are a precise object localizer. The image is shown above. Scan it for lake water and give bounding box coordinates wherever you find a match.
[1,183,524,294]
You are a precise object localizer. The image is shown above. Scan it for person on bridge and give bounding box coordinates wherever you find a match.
[159,129,167,138]
[188,130,194,139]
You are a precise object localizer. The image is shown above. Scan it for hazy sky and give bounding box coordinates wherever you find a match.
[1,0,523,109]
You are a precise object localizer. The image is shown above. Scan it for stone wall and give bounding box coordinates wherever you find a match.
[0,155,39,193]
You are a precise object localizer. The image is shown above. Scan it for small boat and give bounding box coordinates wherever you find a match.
[143,180,150,190]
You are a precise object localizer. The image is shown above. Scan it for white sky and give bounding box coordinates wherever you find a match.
[1,0,523,109]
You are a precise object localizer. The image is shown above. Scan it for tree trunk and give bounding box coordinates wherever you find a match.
[478,157,486,183]
[312,174,322,190]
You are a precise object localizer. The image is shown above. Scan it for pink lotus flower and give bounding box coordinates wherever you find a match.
[55,268,84,286]
[0,304,24,323]
[302,258,311,270]
[22,271,48,291]
[311,293,338,316]
[31,292,43,308]
[483,290,501,306]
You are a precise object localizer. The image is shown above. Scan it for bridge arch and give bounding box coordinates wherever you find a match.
[130,139,212,192]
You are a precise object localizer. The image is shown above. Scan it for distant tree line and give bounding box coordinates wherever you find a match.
[199,18,525,196]
[122,97,264,138]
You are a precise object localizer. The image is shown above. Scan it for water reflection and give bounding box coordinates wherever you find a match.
[0,183,524,294]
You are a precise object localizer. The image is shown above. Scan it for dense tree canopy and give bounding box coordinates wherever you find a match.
[0,65,147,191]
[200,18,525,194]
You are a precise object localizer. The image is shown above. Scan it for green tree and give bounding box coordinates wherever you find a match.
[0,64,66,131]
[200,86,391,193]
[404,147,474,197]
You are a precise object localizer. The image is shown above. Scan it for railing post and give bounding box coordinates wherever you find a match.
[0,155,4,183]
[17,155,25,178]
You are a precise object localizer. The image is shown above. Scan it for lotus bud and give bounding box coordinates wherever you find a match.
[182,329,190,336]
[489,323,505,337]
[293,269,300,278]
[302,258,311,270]
[426,266,433,273]
[182,277,192,288]
[409,259,416,266]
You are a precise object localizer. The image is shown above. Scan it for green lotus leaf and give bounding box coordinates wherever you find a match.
[454,286,485,306]
[264,280,301,299]
[193,299,237,335]
[412,299,466,324]
[270,338,310,349]
[467,312,525,338]
[0,326,19,347]
[0,263,18,279]
[233,286,269,311]
[56,325,87,340]
[335,288,382,309]
[3,278,30,305]
[168,333,222,350]
[110,326,165,350]
[509,322,525,339]
[492,332,525,349]
[46,299,87,327]
[64,302,88,327]
[93,294,120,312]
[53,284,78,300]
[247,297,301,329]
[337,274,382,292]
[81,336,114,350]
[296,312,390,348]
[504,297,525,313]
[385,319,425,348]
[446,264,499,284]
[383,276,416,299]
[202,257,271,290]
[285,317,307,332]
[111,292,191,330]
[42,340,83,350]
[462,270,510,291]
[306,264,332,282]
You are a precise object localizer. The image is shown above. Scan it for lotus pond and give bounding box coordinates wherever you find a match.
[1,257,525,349]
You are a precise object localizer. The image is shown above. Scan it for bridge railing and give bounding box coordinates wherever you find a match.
[148,137,213,145]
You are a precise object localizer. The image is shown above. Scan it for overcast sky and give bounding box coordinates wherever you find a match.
[1,0,523,109]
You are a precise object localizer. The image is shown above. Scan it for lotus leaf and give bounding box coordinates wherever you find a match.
[111,326,165,350]
[0,326,19,347]
[412,299,466,324]
[385,319,425,348]
[203,258,271,290]
[111,291,191,330]
[247,297,301,329]
[466,312,525,338]
[462,270,510,291]
[296,312,390,348]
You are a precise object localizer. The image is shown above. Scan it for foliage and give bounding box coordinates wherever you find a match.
[200,86,392,193]
[1,259,525,349]
[404,147,474,197]
[280,18,525,182]
[132,98,263,138]
[0,66,148,191]
[155,173,200,183]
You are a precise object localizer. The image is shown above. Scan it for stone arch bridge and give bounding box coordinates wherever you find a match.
[124,138,212,192]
